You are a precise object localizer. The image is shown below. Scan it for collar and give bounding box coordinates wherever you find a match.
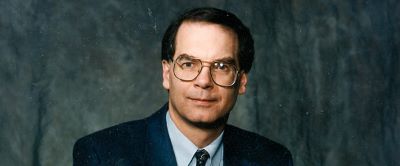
[166,111,224,166]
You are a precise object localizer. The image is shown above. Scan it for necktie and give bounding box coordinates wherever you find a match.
[195,149,210,166]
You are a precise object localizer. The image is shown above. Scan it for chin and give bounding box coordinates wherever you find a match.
[187,113,229,129]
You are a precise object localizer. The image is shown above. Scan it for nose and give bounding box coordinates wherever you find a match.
[194,65,214,89]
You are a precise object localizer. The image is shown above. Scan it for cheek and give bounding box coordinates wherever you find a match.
[219,89,239,105]
[169,78,188,98]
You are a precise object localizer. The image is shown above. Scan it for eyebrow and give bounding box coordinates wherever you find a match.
[215,57,236,64]
[177,53,236,64]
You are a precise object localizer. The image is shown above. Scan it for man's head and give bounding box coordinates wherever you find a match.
[162,7,254,73]
[161,7,254,129]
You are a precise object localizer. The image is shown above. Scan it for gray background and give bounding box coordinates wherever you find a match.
[0,0,399,165]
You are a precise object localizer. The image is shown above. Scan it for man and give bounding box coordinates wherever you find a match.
[73,7,293,166]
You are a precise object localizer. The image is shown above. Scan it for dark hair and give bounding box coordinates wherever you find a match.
[161,7,254,73]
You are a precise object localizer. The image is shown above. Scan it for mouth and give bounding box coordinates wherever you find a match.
[188,97,217,106]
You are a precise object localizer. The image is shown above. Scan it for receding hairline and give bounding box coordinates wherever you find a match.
[180,20,238,36]
[173,20,239,59]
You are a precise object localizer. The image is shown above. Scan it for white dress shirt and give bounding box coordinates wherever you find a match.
[166,111,224,166]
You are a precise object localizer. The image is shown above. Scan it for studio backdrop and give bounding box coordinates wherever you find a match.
[0,0,399,165]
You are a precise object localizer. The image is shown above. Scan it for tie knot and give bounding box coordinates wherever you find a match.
[195,149,210,166]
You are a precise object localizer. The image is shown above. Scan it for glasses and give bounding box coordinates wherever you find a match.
[172,55,239,87]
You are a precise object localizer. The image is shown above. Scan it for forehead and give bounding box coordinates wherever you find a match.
[174,21,238,62]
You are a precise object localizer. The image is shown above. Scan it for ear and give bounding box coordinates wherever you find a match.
[162,60,171,90]
[238,73,248,95]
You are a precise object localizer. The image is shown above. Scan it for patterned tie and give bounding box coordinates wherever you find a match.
[195,149,210,166]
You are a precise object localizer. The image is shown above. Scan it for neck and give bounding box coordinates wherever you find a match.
[168,109,225,148]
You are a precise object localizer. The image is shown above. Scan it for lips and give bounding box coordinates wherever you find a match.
[187,97,217,105]
[189,98,216,101]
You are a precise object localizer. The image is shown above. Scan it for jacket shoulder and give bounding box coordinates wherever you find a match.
[225,125,293,165]
[73,119,147,165]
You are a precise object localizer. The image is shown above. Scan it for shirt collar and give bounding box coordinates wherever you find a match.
[166,111,224,166]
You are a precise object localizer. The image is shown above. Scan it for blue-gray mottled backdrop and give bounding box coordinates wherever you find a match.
[0,0,399,165]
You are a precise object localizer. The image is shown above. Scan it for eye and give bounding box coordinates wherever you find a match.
[181,62,195,68]
[176,55,198,70]
[214,62,229,71]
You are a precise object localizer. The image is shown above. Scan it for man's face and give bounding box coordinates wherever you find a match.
[162,21,248,128]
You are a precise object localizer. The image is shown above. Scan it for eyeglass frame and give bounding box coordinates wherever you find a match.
[170,55,242,87]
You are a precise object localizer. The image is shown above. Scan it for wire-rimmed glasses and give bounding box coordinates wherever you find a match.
[172,54,239,87]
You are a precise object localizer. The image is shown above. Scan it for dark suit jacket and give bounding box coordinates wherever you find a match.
[73,104,293,166]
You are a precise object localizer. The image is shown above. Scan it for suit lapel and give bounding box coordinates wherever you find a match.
[144,104,177,166]
[223,125,250,165]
